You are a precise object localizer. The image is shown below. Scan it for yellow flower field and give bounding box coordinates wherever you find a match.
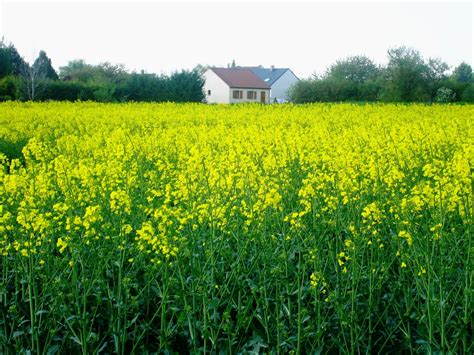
[0,102,473,353]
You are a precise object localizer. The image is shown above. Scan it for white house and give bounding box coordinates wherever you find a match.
[204,68,271,104]
[248,66,300,102]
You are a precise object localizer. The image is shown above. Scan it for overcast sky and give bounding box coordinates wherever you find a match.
[0,0,472,78]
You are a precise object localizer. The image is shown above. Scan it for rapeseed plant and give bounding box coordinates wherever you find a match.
[0,102,472,353]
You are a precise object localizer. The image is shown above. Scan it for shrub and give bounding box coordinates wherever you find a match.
[460,83,474,102]
[434,87,456,103]
[0,75,20,100]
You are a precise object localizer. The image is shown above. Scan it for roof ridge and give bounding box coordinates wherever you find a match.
[248,67,290,86]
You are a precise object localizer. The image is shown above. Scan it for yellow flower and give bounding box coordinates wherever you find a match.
[57,237,68,253]
[337,251,349,267]
[310,272,319,288]
[418,267,427,276]
[0,102,471,322]
[122,224,133,235]
[110,190,132,215]
[398,230,413,247]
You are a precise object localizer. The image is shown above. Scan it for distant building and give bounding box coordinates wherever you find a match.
[204,68,271,104]
[248,66,300,102]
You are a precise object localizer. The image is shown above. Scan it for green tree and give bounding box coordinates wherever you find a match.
[59,60,127,84]
[0,75,20,100]
[426,58,449,82]
[167,70,205,102]
[289,56,382,103]
[452,62,472,83]
[0,39,26,78]
[0,40,13,78]
[118,73,168,102]
[33,50,59,80]
[460,83,474,102]
[288,80,317,103]
[41,80,96,101]
[324,55,382,101]
[381,46,431,102]
[19,51,58,100]
[59,59,95,81]
[20,62,46,100]
[8,44,26,75]
[93,84,116,102]
[326,55,379,83]
[425,57,449,99]
[96,62,128,84]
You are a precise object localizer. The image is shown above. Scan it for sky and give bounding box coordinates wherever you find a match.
[0,0,472,78]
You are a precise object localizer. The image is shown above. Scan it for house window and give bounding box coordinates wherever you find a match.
[232,90,243,99]
[247,91,257,100]
[207,90,211,96]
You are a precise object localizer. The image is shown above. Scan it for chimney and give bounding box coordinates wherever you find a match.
[271,65,275,71]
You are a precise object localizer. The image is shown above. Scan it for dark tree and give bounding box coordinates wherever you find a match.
[425,57,449,98]
[452,63,472,83]
[8,44,27,75]
[33,50,59,80]
[382,46,431,102]
[167,70,205,102]
[0,40,26,78]
[119,73,168,102]
[0,40,13,78]
[326,55,379,83]
[20,62,46,100]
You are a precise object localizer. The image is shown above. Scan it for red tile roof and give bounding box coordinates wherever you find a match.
[210,68,270,89]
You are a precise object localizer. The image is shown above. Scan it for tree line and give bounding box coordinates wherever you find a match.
[1,40,473,103]
[289,47,473,103]
[0,40,205,102]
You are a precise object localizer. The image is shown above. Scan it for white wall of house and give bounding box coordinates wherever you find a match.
[203,69,271,104]
[204,70,230,103]
[229,88,271,104]
[270,70,299,101]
